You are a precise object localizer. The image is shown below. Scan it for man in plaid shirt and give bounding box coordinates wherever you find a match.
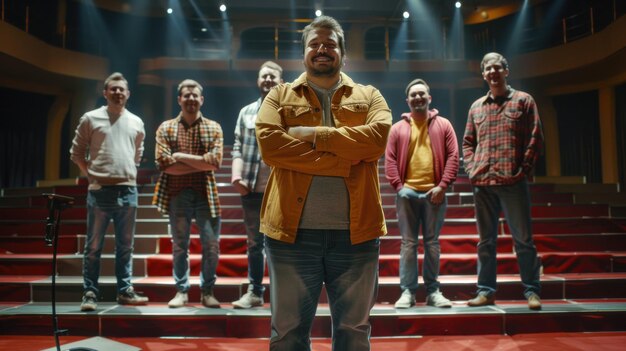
[463,52,544,310]
[153,79,224,308]
[231,61,283,309]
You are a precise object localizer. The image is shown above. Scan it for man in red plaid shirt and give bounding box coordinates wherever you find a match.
[463,52,544,310]
[153,79,223,308]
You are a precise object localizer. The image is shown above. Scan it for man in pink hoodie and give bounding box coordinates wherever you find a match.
[385,78,459,308]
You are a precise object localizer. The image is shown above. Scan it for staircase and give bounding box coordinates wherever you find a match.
[1,154,626,338]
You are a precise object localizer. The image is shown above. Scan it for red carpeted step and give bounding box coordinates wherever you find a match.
[0,196,31,208]
[157,235,247,255]
[27,276,252,304]
[382,204,609,220]
[0,218,245,237]
[15,272,626,304]
[0,254,54,275]
[386,219,479,235]
[612,254,626,272]
[534,233,626,252]
[380,252,617,276]
[0,236,77,254]
[0,208,86,220]
[0,222,86,237]
[380,234,626,255]
[146,254,251,278]
[155,233,626,256]
[0,275,49,302]
[216,194,243,206]
[531,192,574,204]
[555,272,626,299]
[540,252,614,273]
[137,205,245,220]
[505,218,626,235]
[378,253,531,276]
[2,300,625,338]
[29,195,88,207]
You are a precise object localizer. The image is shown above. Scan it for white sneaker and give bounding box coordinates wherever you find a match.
[394,290,415,309]
[232,291,264,309]
[426,290,452,308]
[80,291,97,312]
[168,292,188,308]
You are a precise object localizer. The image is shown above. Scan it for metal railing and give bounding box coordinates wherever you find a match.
[1,0,624,62]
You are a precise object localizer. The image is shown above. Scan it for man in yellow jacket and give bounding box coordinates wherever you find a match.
[256,15,392,351]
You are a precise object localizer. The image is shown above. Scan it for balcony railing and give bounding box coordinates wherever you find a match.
[2,0,624,62]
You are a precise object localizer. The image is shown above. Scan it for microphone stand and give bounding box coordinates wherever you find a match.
[43,193,96,351]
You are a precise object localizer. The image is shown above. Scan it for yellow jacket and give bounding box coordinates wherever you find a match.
[255,72,392,244]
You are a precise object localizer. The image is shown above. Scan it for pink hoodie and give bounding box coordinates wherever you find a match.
[384,109,459,192]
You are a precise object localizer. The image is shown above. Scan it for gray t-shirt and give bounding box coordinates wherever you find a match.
[298,80,350,230]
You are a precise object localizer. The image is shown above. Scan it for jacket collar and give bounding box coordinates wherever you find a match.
[291,72,355,96]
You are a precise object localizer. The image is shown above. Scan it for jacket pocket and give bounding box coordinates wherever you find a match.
[335,103,369,127]
[278,105,317,127]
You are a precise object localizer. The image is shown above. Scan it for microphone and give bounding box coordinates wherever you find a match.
[45,210,55,246]
[42,194,75,245]
[43,193,75,207]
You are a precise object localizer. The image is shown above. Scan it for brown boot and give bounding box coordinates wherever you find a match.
[467,294,495,307]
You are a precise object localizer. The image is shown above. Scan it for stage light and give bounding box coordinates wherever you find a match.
[201,27,207,32]
[219,4,227,12]
[166,8,173,14]
[455,1,462,8]
[403,11,410,19]
[315,9,322,17]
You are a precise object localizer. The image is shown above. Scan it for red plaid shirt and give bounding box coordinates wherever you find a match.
[153,113,223,216]
[167,117,208,197]
[462,87,543,186]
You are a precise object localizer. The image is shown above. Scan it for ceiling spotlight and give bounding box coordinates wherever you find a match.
[455,1,462,8]
[166,8,173,14]
[315,9,322,17]
[219,4,227,12]
[403,11,410,19]
[201,28,207,32]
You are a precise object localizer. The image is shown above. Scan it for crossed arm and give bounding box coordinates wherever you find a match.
[255,87,391,176]
[154,123,222,175]
[162,152,219,175]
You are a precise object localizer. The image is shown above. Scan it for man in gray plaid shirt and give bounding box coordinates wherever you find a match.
[231,61,283,308]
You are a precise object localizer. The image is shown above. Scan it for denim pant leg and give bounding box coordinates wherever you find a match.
[111,186,138,294]
[473,185,501,295]
[194,202,220,292]
[266,233,325,351]
[324,231,379,351]
[396,188,421,293]
[422,196,447,294]
[168,189,194,293]
[83,191,112,295]
[241,192,265,295]
[498,180,541,297]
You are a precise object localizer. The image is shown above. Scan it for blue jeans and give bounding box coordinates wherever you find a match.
[396,187,447,295]
[266,229,379,351]
[473,179,541,298]
[168,188,221,293]
[83,186,137,295]
[241,192,265,296]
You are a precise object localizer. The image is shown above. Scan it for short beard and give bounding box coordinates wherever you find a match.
[412,104,428,113]
[307,56,343,77]
[310,65,340,77]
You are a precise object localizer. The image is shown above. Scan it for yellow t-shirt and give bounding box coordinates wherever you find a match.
[404,118,435,191]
